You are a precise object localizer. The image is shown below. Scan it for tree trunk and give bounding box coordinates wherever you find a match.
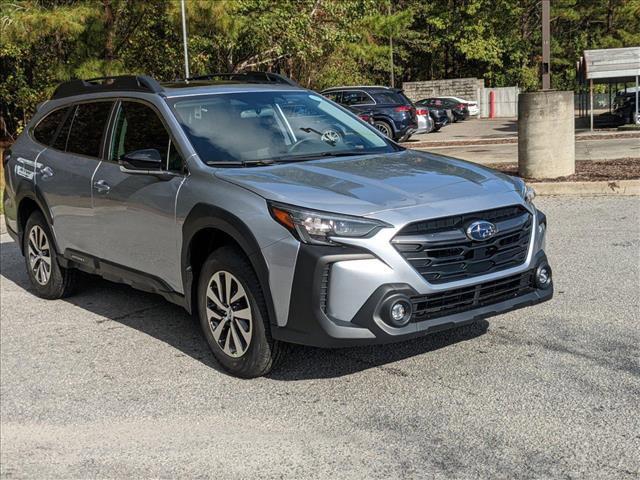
[104,0,115,64]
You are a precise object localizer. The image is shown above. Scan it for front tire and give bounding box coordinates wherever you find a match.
[197,246,283,378]
[23,211,77,299]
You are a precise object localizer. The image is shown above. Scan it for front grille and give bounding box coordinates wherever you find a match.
[411,270,535,321]
[393,205,532,284]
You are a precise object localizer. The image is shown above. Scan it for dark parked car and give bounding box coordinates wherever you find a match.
[420,105,449,131]
[321,86,418,141]
[418,98,469,122]
[346,106,375,125]
[613,92,640,125]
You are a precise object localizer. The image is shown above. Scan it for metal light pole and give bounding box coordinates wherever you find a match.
[181,0,190,79]
[541,0,551,90]
[389,2,394,88]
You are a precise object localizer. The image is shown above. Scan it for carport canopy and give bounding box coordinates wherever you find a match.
[577,46,640,130]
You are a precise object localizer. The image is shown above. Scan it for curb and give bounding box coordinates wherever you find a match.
[530,179,640,196]
[406,131,640,149]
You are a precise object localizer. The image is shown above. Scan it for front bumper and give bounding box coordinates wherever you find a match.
[272,245,553,348]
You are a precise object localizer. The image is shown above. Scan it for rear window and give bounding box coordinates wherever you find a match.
[65,102,114,157]
[32,107,70,146]
[372,91,408,105]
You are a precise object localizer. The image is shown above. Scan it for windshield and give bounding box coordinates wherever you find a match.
[169,91,395,165]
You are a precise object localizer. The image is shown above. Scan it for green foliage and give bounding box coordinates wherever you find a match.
[1,0,639,139]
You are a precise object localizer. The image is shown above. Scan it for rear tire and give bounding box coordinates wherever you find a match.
[197,246,284,378]
[373,120,393,139]
[23,211,77,299]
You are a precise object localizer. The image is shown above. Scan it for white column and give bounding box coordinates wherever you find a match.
[589,79,594,131]
[633,75,639,121]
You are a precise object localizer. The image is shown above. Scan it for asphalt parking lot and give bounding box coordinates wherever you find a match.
[1,196,639,479]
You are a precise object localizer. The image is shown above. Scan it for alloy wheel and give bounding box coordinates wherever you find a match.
[27,225,52,286]
[374,122,392,138]
[205,271,253,358]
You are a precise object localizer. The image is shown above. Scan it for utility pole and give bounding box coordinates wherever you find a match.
[181,0,190,79]
[389,2,394,88]
[542,0,551,90]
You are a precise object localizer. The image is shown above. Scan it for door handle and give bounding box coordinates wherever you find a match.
[40,166,54,179]
[93,179,111,193]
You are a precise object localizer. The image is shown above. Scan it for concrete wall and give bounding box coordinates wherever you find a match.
[402,78,482,104]
[480,87,520,117]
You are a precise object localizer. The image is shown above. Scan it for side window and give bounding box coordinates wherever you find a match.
[110,101,184,172]
[323,91,342,103]
[51,106,76,151]
[33,107,70,146]
[342,91,372,106]
[66,102,114,157]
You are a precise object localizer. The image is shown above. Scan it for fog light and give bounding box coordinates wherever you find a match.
[387,299,412,327]
[535,264,552,289]
[391,302,407,322]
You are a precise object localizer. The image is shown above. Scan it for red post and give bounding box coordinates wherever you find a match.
[489,90,496,118]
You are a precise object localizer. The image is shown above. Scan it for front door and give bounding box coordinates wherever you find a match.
[91,99,186,292]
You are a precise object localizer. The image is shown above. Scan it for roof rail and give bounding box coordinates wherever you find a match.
[51,75,164,100]
[186,71,299,87]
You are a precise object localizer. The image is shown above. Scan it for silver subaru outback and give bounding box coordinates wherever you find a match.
[2,73,552,377]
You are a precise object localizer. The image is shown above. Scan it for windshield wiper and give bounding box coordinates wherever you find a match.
[206,159,275,167]
[275,151,372,163]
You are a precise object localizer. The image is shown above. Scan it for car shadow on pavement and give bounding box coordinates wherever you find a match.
[1,238,488,380]
[269,321,488,380]
[494,119,517,134]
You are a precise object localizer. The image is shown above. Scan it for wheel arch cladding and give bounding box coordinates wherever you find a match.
[181,203,277,323]
[16,190,56,255]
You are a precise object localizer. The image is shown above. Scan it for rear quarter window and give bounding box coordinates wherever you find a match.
[32,107,70,146]
[372,91,406,105]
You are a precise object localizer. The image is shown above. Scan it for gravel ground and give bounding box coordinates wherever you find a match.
[1,196,639,479]
[488,158,640,182]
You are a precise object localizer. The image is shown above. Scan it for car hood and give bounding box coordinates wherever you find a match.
[215,150,521,217]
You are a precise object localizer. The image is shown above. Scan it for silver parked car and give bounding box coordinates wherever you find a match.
[2,73,553,378]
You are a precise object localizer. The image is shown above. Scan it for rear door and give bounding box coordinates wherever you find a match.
[35,100,114,255]
[340,90,375,113]
[91,99,186,291]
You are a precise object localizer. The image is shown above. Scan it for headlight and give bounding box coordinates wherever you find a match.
[268,202,390,245]
[524,185,536,203]
[514,177,536,204]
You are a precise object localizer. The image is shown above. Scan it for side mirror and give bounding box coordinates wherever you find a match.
[120,149,163,171]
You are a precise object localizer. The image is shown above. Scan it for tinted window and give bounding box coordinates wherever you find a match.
[424,98,445,107]
[342,91,373,106]
[323,91,342,103]
[66,102,113,157]
[372,91,406,104]
[111,101,183,172]
[51,106,76,151]
[33,107,70,146]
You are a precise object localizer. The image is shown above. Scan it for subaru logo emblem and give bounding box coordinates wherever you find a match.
[466,220,497,241]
